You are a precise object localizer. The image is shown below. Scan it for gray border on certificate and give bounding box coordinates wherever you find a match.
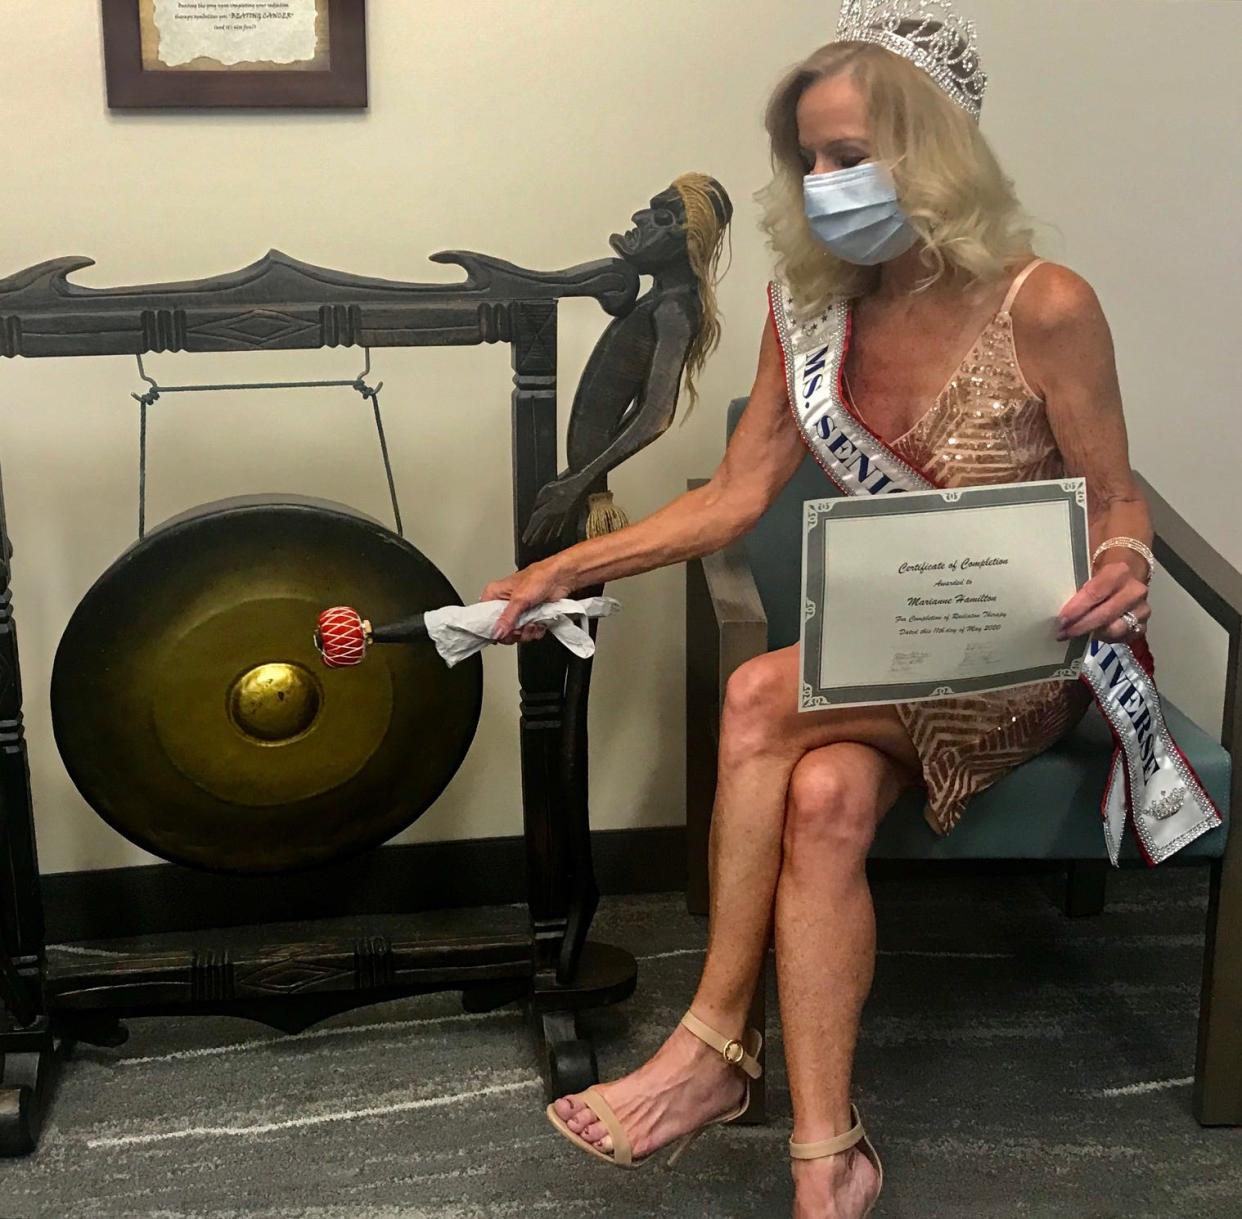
[798,478,1090,711]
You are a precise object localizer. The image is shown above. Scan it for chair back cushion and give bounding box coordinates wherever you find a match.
[727,396,839,650]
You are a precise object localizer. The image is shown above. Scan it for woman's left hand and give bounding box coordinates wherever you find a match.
[1056,561,1150,643]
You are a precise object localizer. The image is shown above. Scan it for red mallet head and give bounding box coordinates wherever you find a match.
[315,606,370,668]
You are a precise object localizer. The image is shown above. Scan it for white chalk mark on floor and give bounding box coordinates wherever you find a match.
[84,1077,542,1148]
[120,1008,519,1066]
[46,943,128,958]
[1098,1076,1193,1098]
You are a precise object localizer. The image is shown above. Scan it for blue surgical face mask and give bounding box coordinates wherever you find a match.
[803,162,918,266]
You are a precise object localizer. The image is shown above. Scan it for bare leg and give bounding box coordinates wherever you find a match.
[554,645,918,1164]
[779,742,908,1218]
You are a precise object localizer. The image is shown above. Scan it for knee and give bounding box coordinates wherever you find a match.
[782,755,879,868]
[720,654,788,753]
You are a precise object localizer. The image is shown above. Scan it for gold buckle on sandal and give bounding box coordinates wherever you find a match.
[721,1039,745,1066]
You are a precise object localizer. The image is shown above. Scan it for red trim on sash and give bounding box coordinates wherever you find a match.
[837,308,860,427]
[1089,693,1158,867]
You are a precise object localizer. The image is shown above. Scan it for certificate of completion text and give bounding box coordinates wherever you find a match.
[798,479,1090,711]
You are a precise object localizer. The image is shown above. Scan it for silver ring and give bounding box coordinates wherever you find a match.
[1121,610,1145,638]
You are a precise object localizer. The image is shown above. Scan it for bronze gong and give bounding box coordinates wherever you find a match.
[51,495,482,873]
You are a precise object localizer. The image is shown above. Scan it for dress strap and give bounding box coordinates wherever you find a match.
[1000,257,1047,315]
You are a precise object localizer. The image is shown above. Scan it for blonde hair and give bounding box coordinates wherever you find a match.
[672,171,731,415]
[758,40,1034,314]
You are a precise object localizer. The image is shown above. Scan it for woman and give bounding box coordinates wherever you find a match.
[483,6,1154,1216]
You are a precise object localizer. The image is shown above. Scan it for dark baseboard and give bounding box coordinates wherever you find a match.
[42,826,687,943]
[42,833,1178,944]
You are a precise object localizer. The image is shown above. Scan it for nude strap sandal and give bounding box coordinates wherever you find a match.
[544,1009,763,1169]
[789,1104,884,1216]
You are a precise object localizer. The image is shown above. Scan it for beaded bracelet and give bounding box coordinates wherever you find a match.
[1091,536,1155,583]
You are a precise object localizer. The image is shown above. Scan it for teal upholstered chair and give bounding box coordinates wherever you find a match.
[685,397,1240,1126]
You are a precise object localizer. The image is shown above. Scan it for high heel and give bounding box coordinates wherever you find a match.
[789,1104,883,1217]
[544,1009,763,1169]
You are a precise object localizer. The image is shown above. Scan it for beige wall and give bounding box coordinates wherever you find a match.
[1,1,1237,874]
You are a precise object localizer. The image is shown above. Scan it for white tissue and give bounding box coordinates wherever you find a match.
[422,597,620,667]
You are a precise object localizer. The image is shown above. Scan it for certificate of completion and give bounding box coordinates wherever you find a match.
[799,479,1091,711]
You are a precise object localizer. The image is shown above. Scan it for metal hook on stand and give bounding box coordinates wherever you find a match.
[129,347,404,539]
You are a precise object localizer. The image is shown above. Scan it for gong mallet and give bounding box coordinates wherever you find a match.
[314,605,428,668]
[316,597,618,669]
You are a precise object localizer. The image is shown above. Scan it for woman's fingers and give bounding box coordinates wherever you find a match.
[1060,591,1131,639]
[1060,585,1149,639]
[1057,565,1126,631]
[1060,589,1142,638]
[1058,566,1147,640]
[492,599,528,641]
[1097,600,1153,643]
[484,560,563,643]
[497,622,547,645]
[492,620,548,647]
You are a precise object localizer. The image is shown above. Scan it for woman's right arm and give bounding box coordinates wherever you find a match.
[486,316,806,639]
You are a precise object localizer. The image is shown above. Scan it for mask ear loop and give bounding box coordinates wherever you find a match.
[130,347,404,540]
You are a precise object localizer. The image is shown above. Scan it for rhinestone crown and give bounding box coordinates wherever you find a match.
[835,0,987,120]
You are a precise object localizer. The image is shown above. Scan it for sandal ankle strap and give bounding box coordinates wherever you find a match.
[789,1104,866,1160]
[680,1010,763,1080]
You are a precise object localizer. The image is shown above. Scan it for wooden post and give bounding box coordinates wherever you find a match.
[510,301,571,976]
[1194,624,1242,1125]
[0,460,54,1155]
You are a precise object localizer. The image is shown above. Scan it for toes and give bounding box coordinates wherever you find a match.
[567,1105,597,1134]
[581,1119,610,1146]
[551,1091,616,1156]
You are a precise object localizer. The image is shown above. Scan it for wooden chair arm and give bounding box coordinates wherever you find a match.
[1134,472,1242,762]
[699,546,767,674]
[1136,472,1242,636]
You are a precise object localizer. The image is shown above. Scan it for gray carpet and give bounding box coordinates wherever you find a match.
[3,869,1240,1219]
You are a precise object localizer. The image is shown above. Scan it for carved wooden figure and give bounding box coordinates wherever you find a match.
[523,174,733,547]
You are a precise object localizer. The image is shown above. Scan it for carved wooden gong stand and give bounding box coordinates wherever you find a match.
[0,246,644,1155]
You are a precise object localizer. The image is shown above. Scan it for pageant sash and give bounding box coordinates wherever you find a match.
[768,280,1222,865]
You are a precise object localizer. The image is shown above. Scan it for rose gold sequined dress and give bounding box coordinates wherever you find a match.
[881,260,1092,833]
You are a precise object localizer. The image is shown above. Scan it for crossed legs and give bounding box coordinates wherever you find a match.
[552,645,919,1213]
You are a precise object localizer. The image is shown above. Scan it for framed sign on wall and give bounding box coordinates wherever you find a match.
[101,0,367,108]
